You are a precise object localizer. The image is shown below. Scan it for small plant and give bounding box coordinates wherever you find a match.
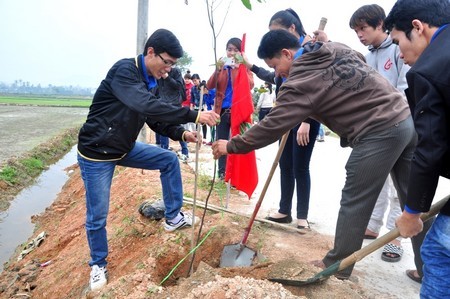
[0,166,17,184]
[21,157,44,177]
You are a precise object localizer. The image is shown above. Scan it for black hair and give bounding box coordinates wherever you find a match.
[264,82,273,94]
[143,28,183,58]
[191,73,200,80]
[269,8,307,37]
[226,37,242,51]
[257,29,301,59]
[349,4,386,31]
[385,0,450,39]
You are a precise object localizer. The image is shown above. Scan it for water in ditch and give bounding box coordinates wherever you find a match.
[0,145,78,271]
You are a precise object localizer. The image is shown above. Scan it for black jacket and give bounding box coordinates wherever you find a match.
[405,25,450,216]
[78,55,198,160]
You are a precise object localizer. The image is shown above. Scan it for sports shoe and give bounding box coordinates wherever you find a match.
[179,154,189,163]
[90,265,108,291]
[164,211,196,232]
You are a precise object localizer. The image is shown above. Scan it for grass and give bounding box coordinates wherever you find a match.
[0,95,92,107]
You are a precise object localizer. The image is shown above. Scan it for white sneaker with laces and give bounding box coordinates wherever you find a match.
[90,265,108,291]
[164,211,196,232]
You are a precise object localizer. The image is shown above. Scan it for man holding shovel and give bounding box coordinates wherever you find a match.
[212,29,429,280]
[385,0,450,297]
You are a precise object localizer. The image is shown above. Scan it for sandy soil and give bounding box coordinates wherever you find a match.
[0,140,389,299]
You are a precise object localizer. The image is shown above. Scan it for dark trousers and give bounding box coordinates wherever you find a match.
[258,107,272,121]
[217,109,231,177]
[278,120,320,219]
[323,116,431,278]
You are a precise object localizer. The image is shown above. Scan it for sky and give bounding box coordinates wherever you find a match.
[0,0,398,89]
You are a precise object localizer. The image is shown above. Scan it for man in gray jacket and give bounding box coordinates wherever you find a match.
[212,29,420,280]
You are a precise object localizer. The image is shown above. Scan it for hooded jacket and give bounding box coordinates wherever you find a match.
[227,42,410,153]
[78,54,198,161]
[366,36,410,94]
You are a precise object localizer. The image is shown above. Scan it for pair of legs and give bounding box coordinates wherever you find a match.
[78,142,184,268]
[216,109,231,178]
[155,133,169,149]
[258,107,272,122]
[272,120,319,226]
[366,176,401,235]
[322,116,432,278]
[317,123,325,141]
[365,176,403,261]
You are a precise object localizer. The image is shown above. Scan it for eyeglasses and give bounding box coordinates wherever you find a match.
[157,53,176,66]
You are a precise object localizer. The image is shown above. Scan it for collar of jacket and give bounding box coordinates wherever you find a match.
[368,36,393,52]
[135,54,157,90]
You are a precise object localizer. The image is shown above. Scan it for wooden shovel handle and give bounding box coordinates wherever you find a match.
[339,194,450,271]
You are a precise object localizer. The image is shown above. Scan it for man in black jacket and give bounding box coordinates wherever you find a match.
[77,28,219,291]
[385,1,450,297]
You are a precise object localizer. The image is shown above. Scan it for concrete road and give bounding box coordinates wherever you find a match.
[250,135,449,299]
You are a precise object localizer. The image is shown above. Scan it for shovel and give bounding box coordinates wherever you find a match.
[269,194,449,286]
[220,133,289,267]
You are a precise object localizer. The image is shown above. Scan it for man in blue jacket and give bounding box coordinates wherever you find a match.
[77,28,219,291]
[385,1,450,298]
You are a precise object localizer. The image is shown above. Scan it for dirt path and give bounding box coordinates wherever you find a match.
[0,139,391,299]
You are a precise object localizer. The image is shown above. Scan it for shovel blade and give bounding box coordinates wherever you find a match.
[220,244,256,267]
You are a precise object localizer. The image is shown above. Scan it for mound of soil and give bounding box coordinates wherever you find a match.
[0,146,375,299]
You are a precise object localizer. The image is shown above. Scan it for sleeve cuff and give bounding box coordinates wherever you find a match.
[404,205,421,214]
[195,111,201,124]
[182,131,187,142]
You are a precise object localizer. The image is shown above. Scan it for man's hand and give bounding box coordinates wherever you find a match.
[241,52,253,69]
[212,140,228,159]
[296,122,310,146]
[198,111,220,126]
[313,30,329,42]
[183,131,199,143]
[396,210,423,238]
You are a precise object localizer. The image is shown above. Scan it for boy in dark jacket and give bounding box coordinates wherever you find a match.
[385,1,450,297]
[77,29,219,291]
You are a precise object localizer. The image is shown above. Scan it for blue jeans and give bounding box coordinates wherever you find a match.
[420,214,450,299]
[278,120,320,219]
[77,142,184,267]
[180,141,188,156]
[155,133,169,149]
[318,124,325,138]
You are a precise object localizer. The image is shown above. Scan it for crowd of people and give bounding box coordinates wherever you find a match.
[76,0,449,297]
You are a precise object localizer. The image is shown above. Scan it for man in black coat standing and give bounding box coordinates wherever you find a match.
[385,0,450,297]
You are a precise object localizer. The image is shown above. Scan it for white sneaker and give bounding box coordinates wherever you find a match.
[164,211,196,232]
[90,265,108,291]
[179,154,188,163]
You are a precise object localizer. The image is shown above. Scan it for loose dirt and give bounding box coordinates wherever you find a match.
[0,140,391,299]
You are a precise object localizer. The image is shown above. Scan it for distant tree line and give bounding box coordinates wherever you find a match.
[0,80,95,96]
